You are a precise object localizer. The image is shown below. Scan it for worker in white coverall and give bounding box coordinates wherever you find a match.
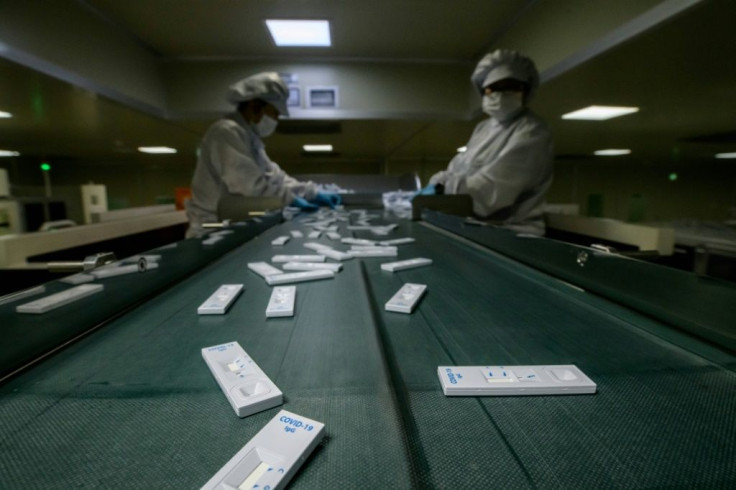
[422,49,554,236]
[186,72,341,237]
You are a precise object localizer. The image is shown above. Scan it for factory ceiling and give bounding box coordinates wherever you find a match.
[0,0,734,171]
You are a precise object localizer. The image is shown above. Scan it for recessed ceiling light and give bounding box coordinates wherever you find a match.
[562,106,639,120]
[266,20,331,47]
[138,146,177,154]
[715,152,736,159]
[594,149,631,156]
[457,146,467,153]
[0,111,12,118]
[0,150,20,157]
[303,144,333,152]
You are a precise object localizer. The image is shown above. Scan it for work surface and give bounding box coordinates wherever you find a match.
[1,211,734,488]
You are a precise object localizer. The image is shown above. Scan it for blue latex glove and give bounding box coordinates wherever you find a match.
[313,192,342,209]
[416,184,437,196]
[290,196,318,212]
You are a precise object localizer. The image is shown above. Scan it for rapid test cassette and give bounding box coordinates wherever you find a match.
[248,262,283,279]
[16,284,104,314]
[381,257,432,272]
[271,235,290,246]
[282,261,343,272]
[272,255,325,263]
[201,342,283,417]
[266,269,335,286]
[197,284,243,315]
[385,283,427,314]
[266,286,296,317]
[437,365,597,396]
[200,409,325,490]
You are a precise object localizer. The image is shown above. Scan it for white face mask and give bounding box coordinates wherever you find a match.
[254,114,278,138]
[482,92,523,121]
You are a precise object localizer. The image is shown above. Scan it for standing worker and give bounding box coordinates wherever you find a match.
[186,72,341,237]
[423,49,554,235]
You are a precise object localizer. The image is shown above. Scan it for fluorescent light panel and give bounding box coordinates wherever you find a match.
[715,152,736,159]
[303,144,333,152]
[562,105,639,120]
[0,111,12,118]
[138,146,177,154]
[594,149,631,156]
[457,146,467,153]
[0,150,20,157]
[266,20,331,47]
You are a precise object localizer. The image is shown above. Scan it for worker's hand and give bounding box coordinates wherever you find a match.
[313,192,342,209]
[290,196,319,212]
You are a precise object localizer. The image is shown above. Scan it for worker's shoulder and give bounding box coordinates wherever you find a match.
[203,116,250,144]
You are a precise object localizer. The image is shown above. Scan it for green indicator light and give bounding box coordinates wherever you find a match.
[40,163,51,171]
[668,173,678,181]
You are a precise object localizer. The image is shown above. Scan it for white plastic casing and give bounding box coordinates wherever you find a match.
[379,238,415,246]
[266,270,335,286]
[302,242,332,252]
[282,262,343,272]
[320,249,353,261]
[248,262,283,279]
[200,409,325,490]
[341,238,375,246]
[16,284,104,314]
[381,258,432,272]
[349,248,397,258]
[385,283,427,314]
[437,365,597,396]
[289,230,304,238]
[201,342,283,417]
[271,236,290,246]
[272,255,325,263]
[266,286,296,317]
[197,284,244,315]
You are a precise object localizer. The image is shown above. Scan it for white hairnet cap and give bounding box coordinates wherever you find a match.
[226,72,290,116]
[471,49,539,98]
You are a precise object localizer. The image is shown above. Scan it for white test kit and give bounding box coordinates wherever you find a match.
[282,261,343,272]
[385,283,427,314]
[381,257,432,272]
[248,262,283,279]
[320,249,353,261]
[303,242,332,252]
[326,232,342,240]
[59,273,95,285]
[266,270,334,286]
[341,237,375,246]
[379,238,415,246]
[437,365,597,396]
[289,230,304,238]
[266,286,296,317]
[271,235,290,246]
[308,231,321,239]
[16,284,104,314]
[197,284,243,315]
[200,409,325,490]
[201,342,283,417]
[350,248,397,258]
[272,255,325,263]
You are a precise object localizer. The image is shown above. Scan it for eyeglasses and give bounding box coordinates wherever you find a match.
[484,79,527,94]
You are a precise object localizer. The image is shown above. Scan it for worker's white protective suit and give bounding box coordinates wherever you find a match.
[186,111,318,237]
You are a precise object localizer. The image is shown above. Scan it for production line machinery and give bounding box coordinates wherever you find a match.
[1,208,734,489]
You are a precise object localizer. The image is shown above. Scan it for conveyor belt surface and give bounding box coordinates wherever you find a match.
[1,212,734,488]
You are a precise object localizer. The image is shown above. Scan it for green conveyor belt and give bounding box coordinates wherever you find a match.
[1,213,734,488]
